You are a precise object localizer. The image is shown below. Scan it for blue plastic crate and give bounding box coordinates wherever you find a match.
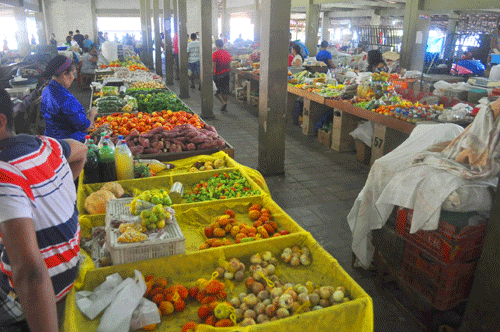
[492,54,500,64]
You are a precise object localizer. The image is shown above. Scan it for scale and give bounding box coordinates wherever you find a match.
[467,77,500,88]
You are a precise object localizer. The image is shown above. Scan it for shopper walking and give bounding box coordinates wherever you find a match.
[212,39,231,112]
[96,31,106,48]
[316,41,335,69]
[73,30,85,49]
[0,88,87,332]
[41,55,97,142]
[291,44,303,67]
[173,32,180,80]
[187,33,201,90]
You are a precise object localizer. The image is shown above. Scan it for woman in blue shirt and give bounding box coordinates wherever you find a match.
[41,55,97,142]
[316,41,335,69]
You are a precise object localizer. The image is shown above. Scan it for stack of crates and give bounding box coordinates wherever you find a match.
[394,208,487,311]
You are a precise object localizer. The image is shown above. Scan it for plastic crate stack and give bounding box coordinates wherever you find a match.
[394,208,486,311]
[373,208,487,311]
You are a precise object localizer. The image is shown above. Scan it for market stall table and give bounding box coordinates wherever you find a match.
[232,68,260,106]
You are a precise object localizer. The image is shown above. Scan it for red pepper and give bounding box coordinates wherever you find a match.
[203,182,208,187]
[220,196,226,199]
[195,190,199,194]
[231,187,236,191]
[214,174,219,178]
[217,183,223,187]
[243,188,249,191]
[224,173,229,179]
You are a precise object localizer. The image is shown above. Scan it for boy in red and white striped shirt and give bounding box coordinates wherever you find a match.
[0,88,87,331]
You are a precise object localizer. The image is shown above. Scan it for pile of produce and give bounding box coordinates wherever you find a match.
[93,110,204,136]
[130,81,165,90]
[100,86,119,97]
[84,182,125,215]
[184,171,261,203]
[126,91,191,114]
[189,159,226,172]
[201,205,290,250]
[121,123,225,156]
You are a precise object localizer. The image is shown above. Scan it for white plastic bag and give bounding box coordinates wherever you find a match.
[97,270,147,332]
[129,298,161,331]
[350,121,374,147]
[490,64,500,81]
[433,80,452,94]
[75,273,124,320]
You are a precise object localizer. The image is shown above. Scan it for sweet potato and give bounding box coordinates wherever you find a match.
[197,141,218,150]
[174,136,188,143]
[138,137,150,148]
[169,144,182,153]
[143,148,155,154]
[128,129,140,139]
[152,141,164,150]
[190,136,210,144]
[152,134,162,143]
[129,145,144,156]
[213,138,225,147]
[140,133,153,139]
[173,140,187,151]
[204,125,218,134]
[162,131,179,139]
[148,127,164,135]
[186,143,196,151]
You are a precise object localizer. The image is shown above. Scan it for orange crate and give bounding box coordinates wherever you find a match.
[400,243,477,311]
[396,208,486,264]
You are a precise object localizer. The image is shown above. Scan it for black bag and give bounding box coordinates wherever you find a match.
[292,99,303,126]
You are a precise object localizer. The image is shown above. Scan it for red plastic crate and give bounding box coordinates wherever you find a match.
[396,208,486,264]
[402,242,477,290]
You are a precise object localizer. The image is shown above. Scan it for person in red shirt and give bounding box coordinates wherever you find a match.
[172,33,179,80]
[212,39,231,112]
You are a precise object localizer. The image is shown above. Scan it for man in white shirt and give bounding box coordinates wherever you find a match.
[187,33,201,90]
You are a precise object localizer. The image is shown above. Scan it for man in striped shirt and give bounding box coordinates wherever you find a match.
[0,88,87,331]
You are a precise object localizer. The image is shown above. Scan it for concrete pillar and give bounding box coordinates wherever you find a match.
[200,0,214,119]
[371,14,381,26]
[400,0,430,70]
[221,0,230,42]
[34,12,47,45]
[153,0,162,75]
[212,0,219,40]
[305,0,320,57]
[172,0,178,32]
[90,0,98,44]
[177,0,190,99]
[257,0,291,176]
[321,12,330,42]
[254,0,261,43]
[13,6,30,56]
[40,0,50,45]
[140,0,149,64]
[145,0,154,69]
[164,0,174,85]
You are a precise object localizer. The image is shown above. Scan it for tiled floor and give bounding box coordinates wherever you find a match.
[74,78,423,331]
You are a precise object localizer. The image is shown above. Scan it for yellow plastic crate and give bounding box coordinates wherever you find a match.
[65,232,373,332]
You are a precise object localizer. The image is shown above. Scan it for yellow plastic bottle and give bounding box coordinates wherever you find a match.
[115,140,135,180]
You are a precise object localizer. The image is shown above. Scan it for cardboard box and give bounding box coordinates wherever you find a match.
[331,111,357,152]
[302,99,330,136]
[370,123,409,165]
[355,139,371,164]
[318,129,332,147]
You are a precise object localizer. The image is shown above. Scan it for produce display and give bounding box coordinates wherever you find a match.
[100,86,119,97]
[120,123,224,156]
[93,111,204,136]
[130,91,191,114]
[189,159,226,172]
[201,204,290,250]
[184,171,261,203]
[130,81,166,90]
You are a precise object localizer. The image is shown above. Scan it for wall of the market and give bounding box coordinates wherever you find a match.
[44,0,94,43]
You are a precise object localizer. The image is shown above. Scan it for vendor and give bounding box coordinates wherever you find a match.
[367,49,388,73]
[291,44,303,67]
[491,26,500,55]
[80,46,98,74]
[316,41,335,69]
[41,55,97,142]
[355,44,365,55]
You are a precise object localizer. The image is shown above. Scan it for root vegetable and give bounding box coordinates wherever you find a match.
[169,144,182,153]
[129,145,144,156]
[186,143,196,151]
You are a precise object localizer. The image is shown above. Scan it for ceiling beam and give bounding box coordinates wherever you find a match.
[326,9,375,17]
[422,0,499,11]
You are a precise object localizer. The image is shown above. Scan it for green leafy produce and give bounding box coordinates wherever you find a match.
[184,171,261,203]
[95,96,124,113]
[134,163,154,178]
[126,91,190,113]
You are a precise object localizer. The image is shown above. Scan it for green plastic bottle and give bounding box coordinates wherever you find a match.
[98,141,117,182]
[84,143,100,184]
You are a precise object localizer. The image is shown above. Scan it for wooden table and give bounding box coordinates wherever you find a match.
[232,68,260,106]
[287,85,414,162]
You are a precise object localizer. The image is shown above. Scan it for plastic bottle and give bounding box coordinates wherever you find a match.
[84,144,100,184]
[97,132,106,149]
[116,135,124,149]
[115,140,135,180]
[98,142,117,182]
[84,135,92,147]
[103,135,115,152]
[89,140,99,155]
